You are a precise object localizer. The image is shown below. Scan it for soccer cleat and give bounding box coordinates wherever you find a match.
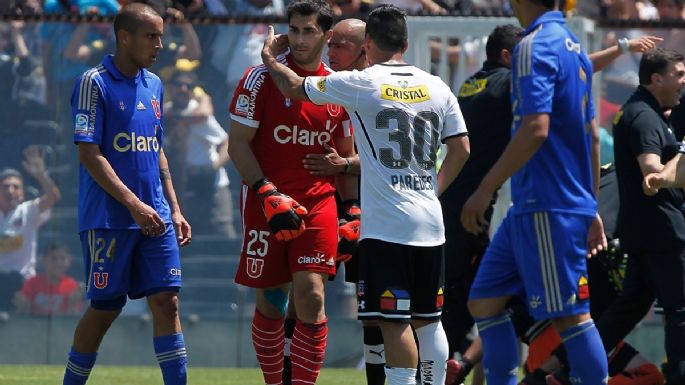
[609,363,665,385]
[520,369,550,385]
[546,370,572,385]
[446,359,472,385]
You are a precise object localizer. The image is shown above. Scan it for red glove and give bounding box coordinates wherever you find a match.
[253,178,308,241]
[338,218,360,263]
[341,199,361,221]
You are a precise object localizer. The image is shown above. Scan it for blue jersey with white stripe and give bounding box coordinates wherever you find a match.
[72,55,170,231]
[510,11,596,216]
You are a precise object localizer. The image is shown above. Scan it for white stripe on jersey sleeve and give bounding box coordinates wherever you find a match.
[78,65,106,111]
[230,113,260,128]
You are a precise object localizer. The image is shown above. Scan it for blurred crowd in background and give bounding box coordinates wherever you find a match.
[0,0,683,320]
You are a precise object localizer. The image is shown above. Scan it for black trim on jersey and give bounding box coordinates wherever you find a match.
[390,73,414,76]
[441,132,468,144]
[379,63,411,67]
[355,111,377,159]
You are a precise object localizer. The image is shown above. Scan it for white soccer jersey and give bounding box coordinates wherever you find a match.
[304,63,467,246]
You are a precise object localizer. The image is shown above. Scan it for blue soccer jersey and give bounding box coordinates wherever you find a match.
[510,11,596,216]
[72,55,171,231]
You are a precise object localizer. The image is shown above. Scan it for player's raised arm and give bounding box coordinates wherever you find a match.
[589,36,662,73]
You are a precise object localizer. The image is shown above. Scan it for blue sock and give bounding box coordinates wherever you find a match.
[63,347,97,385]
[560,319,608,385]
[154,333,188,385]
[475,314,518,385]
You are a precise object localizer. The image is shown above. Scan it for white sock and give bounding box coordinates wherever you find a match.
[385,366,417,385]
[415,321,449,385]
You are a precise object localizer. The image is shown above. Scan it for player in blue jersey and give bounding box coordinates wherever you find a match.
[62,4,192,385]
[461,1,609,385]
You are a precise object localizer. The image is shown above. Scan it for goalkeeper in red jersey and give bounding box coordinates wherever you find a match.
[227,1,357,384]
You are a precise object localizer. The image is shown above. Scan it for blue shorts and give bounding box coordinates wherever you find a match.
[469,211,592,320]
[80,224,182,300]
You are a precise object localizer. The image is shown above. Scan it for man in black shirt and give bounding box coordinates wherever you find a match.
[440,23,522,384]
[609,47,685,385]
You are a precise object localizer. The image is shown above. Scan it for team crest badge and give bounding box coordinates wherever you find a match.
[435,287,444,308]
[577,275,589,300]
[380,289,411,311]
[326,104,341,117]
[93,272,109,289]
[284,98,292,108]
[151,99,162,119]
[119,101,125,111]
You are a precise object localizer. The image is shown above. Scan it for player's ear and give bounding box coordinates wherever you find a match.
[117,29,128,46]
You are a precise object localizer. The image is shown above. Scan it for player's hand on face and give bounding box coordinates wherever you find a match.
[460,187,491,235]
[303,142,345,176]
[130,201,166,237]
[262,25,289,63]
[628,36,663,53]
[643,172,664,196]
[172,212,192,246]
[586,214,607,258]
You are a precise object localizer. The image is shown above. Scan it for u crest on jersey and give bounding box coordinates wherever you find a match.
[93,272,109,289]
[151,99,161,119]
[246,257,264,278]
[326,104,341,117]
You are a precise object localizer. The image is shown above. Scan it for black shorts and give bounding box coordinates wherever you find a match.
[343,248,360,283]
[357,238,444,323]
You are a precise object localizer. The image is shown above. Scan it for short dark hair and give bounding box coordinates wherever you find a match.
[654,0,684,9]
[0,168,22,182]
[530,0,557,8]
[170,71,198,86]
[113,2,161,44]
[366,5,407,53]
[287,0,334,32]
[485,24,523,62]
[639,48,685,85]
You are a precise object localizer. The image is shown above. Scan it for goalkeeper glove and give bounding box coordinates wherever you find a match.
[341,199,361,221]
[337,218,360,263]
[253,178,308,241]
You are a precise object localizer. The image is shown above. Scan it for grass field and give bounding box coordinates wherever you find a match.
[0,365,368,385]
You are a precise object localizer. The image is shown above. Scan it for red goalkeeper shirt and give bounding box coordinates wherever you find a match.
[229,54,351,201]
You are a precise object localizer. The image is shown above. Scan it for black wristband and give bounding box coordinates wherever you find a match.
[252,177,270,192]
[343,158,353,174]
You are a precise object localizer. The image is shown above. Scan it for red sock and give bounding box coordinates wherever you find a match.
[252,310,285,385]
[290,318,328,385]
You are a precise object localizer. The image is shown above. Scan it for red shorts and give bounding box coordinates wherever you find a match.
[235,186,338,288]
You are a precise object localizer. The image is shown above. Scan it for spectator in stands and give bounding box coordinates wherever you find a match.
[327,0,372,18]
[0,146,61,312]
[151,10,202,81]
[164,71,238,238]
[654,0,685,20]
[13,245,83,316]
[43,0,121,15]
[8,0,43,15]
[602,0,640,19]
[0,20,49,135]
[172,0,206,16]
[382,0,448,14]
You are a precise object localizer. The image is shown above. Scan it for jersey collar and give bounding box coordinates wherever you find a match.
[102,54,144,84]
[637,85,668,120]
[524,10,565,36]
[286,53,325,76]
